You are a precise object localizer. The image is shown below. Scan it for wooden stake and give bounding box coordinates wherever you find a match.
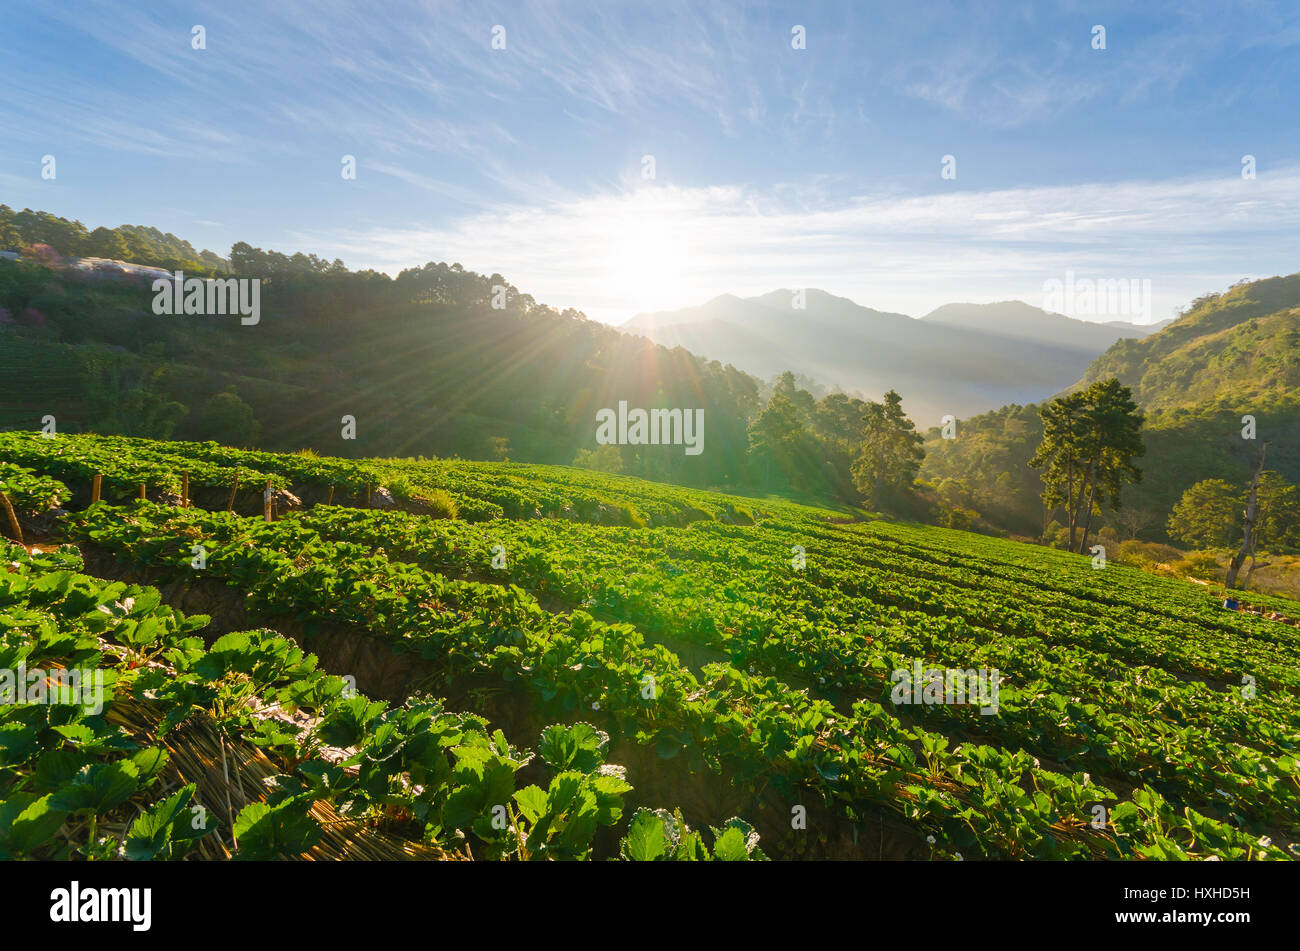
[0,491,22,544]
[227,468,240,512]
[91,473,102,504]
[365,484,371,508]
[181,471,189,508]
[327,485,334,506]
[139,483,147,501]
[264,480,273,522]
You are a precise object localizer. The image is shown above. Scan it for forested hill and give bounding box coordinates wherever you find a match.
[0,208,761,490]
[922,270,1300,540]
[1078,272,1300,419]
[0,204,230,274]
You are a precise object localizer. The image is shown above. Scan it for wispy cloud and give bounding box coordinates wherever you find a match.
[292,166,1300,324]
[4,0,1299,325]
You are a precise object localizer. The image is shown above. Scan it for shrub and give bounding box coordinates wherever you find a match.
[1116,540,1185,567]
[419,488,459,520]
[1172,552,1224,579]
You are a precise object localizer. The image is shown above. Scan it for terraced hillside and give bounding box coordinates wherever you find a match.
[2,431,1297,860]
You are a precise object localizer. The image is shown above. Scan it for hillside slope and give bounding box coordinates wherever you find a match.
[923,271,1300,539]
[1080,273,1300,415]
[4,432,1296,860]
[0,253,761,490]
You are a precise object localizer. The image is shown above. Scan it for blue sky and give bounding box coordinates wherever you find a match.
[2,0,1299,323]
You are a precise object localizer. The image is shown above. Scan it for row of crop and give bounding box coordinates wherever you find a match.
[0,541,759,861]
[0,461,69,517]
[746,519,1300,701]
[293,505,1300,738]
[856,519,1300,651]
[715,518,1300,693]
[66,501,1292,859]
[4,430,758,527]
[286,506,1300,837]
[0,430,509,522]
[0,430,288,500]
[377,457,772,528]
[764,511,1298,659]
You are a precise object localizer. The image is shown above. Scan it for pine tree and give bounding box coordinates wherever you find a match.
[851,390,924,511]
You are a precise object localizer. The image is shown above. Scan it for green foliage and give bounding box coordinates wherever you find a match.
[1168,479,1242,548]
[190,390,261,448]
[0,204,228,273]
[621,808,767,861]
[1169,472,1300,554]
[922,403,1045,535]
[572,444,624,474]
[125,784,213,860]
[851,389,925,510]
[0,537,744,861]
[232,796,319,860]
[1,208,766,488]
[0,462,68,515]
[8,429,1300,860]
[1030,379,1145,553]
[1082,274,1300,413]
[1256,472,1300,552]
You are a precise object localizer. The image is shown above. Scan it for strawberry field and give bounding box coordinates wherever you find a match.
[1,430,1297,860]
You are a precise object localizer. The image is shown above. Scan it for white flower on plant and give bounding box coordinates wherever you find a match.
[591,702,600,711]
[953,852,963,861]
[926,835,936,845]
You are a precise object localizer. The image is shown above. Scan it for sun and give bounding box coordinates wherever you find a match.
[605,215,691,313]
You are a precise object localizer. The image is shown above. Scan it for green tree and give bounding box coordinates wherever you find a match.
[1167,479,1242,548]
[573,444,623,474]
[1029,392,1089,549]
[110,382,186,439]
[88,226,131,261]
[746,389,808,491]
[1256,472,1300,551]
[1031,379,1145,554]
[191,390,261,447]
[851,390,924,510]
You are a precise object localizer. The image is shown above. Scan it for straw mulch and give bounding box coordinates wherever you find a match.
[86,694,465,861]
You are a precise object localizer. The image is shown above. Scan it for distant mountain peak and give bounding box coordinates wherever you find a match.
[620,289,1169,422]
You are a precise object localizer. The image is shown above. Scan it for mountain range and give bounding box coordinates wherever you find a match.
[623,290,1170,424]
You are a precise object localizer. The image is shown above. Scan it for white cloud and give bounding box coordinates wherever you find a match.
[293,166,1300,324]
